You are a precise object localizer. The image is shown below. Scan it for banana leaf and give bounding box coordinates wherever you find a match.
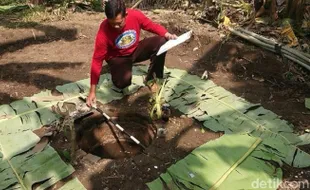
[147,134,282,190]
[58,177,86,190]
[0,146,75,190]
[306,98,310,110]
[161,67,310,168]
[0,70,145,189]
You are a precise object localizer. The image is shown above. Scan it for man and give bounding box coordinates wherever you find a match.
[254,0,288,21]
[254,0,279,20]
[86,0,177,106]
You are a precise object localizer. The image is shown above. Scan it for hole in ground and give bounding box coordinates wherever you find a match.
[75,111,157,159]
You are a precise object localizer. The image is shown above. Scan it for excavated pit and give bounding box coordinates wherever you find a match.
[75,111,157,159]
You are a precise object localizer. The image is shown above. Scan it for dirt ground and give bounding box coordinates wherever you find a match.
[49,87,220,190]
[1,10,310,190]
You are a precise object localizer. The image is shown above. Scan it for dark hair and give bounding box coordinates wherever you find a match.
[105,0,126,19]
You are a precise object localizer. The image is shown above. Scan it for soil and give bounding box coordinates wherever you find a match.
[0,9,310,190]
[75,111,157,159]
[49,87,220,190]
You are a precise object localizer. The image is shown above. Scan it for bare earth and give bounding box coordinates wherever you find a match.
[0,10,309,190]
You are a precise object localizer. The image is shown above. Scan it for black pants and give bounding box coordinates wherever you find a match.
[107,36,167,89]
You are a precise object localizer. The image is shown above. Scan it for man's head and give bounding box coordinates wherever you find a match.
[105,0,127,29]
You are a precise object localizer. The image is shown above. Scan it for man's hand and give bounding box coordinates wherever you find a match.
[86,85,97,107]
[86,92,96,107]
[164,32,178,40]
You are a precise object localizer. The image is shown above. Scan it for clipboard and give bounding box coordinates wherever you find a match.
[156,30,193,56]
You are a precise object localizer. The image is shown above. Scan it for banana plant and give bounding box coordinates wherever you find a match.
[149,76,168,121]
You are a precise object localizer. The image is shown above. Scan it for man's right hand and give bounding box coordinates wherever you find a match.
[86,85,97,107]
[164,32,177,40]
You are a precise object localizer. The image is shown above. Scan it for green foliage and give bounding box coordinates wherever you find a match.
[0,0,26,6]
[58,177,86,190]
[0,0,105,23]
[147,134,282,190]
[91,0,104,12]
[161,67,310,168]
[44,0,71,6]
[306,98,310,110]
[0,4,29,14]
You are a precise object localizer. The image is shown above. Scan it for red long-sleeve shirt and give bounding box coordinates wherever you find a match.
[90,8,168,85]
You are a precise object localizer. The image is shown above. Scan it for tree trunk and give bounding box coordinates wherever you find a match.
[286,0,305,21]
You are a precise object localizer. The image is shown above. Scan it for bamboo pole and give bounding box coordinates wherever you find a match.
[236,27,310,62]
[131,0,143,8]
[228,26,310,72]
[284,54,310,71]
[228,27,275,50]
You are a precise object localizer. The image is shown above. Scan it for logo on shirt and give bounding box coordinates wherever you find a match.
[115,30,137,49]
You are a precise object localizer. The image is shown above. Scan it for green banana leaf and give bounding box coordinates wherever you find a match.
[158,67,310,168]
[306,98,310,110]
[58,177,86,190]
[0,146,75,190]
[0,71,145,189]
[147,134,282,190]
[296,133,310,146]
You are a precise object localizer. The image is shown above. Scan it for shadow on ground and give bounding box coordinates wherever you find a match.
[0,16,78,56]
[0,61,83,104]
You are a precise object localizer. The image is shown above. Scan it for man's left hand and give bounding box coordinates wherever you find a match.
[164,32,178,40]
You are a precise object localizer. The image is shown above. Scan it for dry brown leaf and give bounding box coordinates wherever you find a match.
[30,137,49,154]
[33,125,56,138]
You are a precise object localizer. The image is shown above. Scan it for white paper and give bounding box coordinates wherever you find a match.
[156,30,193,56]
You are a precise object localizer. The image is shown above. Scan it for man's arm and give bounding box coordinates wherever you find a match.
[87,29,108,106]
[135,9,177,40]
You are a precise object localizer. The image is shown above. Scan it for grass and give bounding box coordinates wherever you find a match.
[0,0,104,24]
[24,6,71,22]
[0,4,71,26]
[0,0,26,6]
